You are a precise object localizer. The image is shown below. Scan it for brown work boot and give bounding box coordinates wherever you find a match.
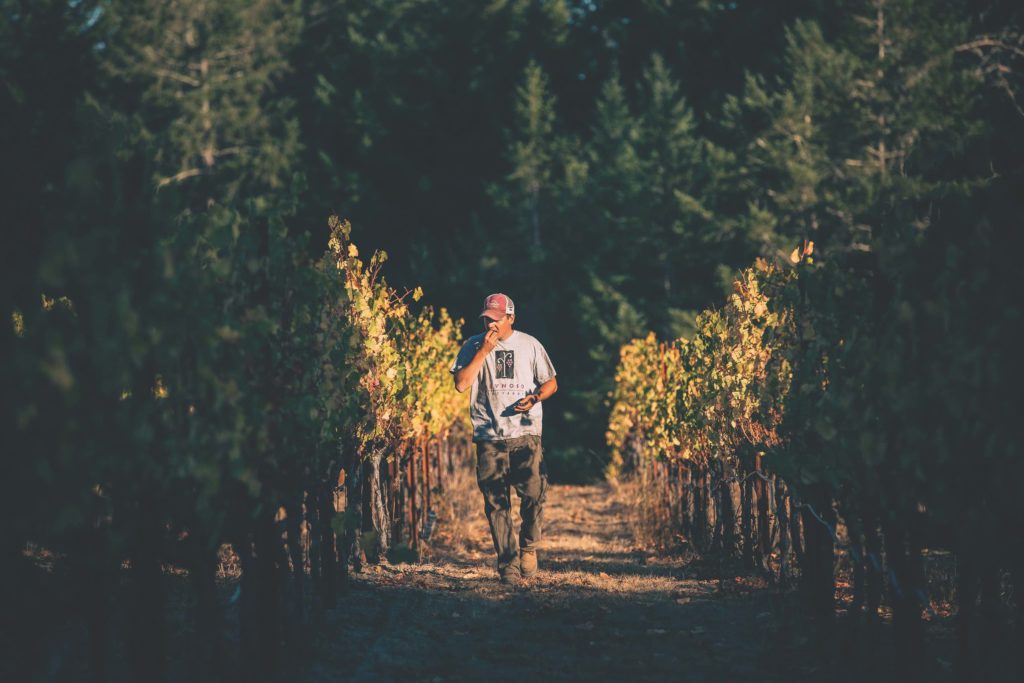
[520,549,538,579]
[499,565,523,586]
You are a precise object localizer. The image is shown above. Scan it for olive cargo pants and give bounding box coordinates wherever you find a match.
[475,435,547,574]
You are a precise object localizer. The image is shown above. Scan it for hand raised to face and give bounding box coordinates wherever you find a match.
[481,328,499,353]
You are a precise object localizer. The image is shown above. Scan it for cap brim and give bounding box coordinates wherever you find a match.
[480,310,503,321]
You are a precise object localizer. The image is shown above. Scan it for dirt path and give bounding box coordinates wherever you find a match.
[302,484,815,682]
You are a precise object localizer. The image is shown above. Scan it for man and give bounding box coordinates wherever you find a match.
[450,293,558,585]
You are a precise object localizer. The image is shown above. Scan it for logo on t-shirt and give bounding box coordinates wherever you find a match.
[495,350,515,379]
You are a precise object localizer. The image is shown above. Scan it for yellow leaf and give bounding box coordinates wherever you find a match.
[348,244,359,258]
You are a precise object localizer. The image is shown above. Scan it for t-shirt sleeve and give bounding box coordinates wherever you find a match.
[449,338,480,375]
[533,340,556,385]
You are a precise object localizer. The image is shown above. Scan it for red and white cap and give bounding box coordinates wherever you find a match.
[479,293,515,320]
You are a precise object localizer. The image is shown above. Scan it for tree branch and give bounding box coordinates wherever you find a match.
[156,168,203,188]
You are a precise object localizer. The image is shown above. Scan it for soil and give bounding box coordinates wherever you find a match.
[301,483,821,682]
[11,482,974,682]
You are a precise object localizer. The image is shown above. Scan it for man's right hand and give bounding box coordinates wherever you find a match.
[454,326,499,393]
[481,329,499,353]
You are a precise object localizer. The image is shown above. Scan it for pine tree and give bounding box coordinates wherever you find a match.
[587,66,644,263]
[506,59,559,255]
[723,1,983,256]
[101,0,303,213]
[636,54,717,317]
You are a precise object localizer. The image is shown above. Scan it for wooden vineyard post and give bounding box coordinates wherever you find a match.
[436,437,445,491]
[444,430,453,477]
[775,475,791,588]
[698,467,713,552]
[659,342,666,384]
[706,468,717,552]
[385,454,394,532]
[711,461,724,551]
[409,440,418,550]
[423,436,431,530]
[756,452,771,575]
[742,467,755,569]
[665,461,672,532]
[665,460,674,531]
[682,464,693,541]
[721,463,741,559]
[670,462,681,531]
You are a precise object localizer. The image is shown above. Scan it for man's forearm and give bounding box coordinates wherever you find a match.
[454,348,488,392]
[533,378,558,402]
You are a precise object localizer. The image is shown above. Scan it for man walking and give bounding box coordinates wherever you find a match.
[450,293,558,584]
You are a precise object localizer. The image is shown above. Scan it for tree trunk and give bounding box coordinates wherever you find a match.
[882,515,924,676]
[252,512,280,679]
[979,547,1004,683]
[188,526,223,681]
[318,486,337,607]
[863,502,883,621]
[286,499,305,622]
[130,505,165,683]
[955,548,976,682]
[308,493,321,585]
[76,531,110,683]
[1014,541,1024,683]
[236,531,257,675]
[849,517,865,615]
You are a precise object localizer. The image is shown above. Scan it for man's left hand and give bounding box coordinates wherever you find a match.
[513,395,539,412]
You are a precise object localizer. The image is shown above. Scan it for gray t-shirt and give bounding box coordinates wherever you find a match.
[449,330,557,442]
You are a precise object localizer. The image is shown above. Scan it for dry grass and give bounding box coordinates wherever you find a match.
[430,457,481,552]
[624,472,685,553]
